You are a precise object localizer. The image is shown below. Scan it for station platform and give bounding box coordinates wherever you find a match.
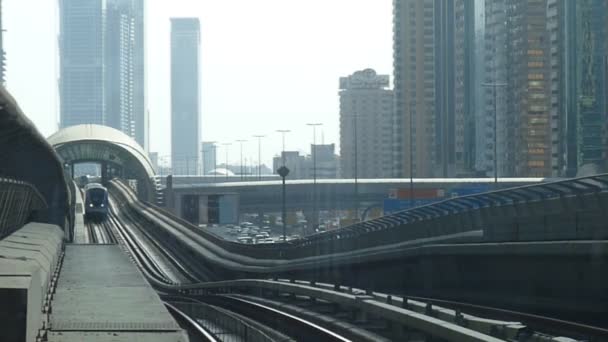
[48,244,187,342]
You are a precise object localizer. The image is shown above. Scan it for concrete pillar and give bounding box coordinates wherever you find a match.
[100,162,108,185]
[165,175,176,214]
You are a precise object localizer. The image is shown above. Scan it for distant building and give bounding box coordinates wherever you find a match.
[202,142,216,174]
[339,69,393,179]
[485,0,552,177]
[272,146,338,180]
[273,151,306,179]
[148,152,158,172]
[311,144,339,179]
[548,0,608,176]
[393,0,476,178]
[59,0,147,149]
[0,0,5,86]
[171,18,201,175]
[59,0,106,128]
[105,0,147,150]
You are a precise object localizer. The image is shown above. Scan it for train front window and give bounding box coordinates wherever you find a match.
[88,189,105,205]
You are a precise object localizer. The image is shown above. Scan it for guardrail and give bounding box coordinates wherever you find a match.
[177,278,605,341]
[168,301,276,342]
[0,177,48,239]
[284,174,608,254]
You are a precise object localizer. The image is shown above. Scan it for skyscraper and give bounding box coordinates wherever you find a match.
[392,0,476,178]
[0,0,5,86]
[339,69,393,179]
[484,0,552,177]
[548,0,608,176]
[171,18,201,176]
[59,0,146,148]
[59,0,106,127]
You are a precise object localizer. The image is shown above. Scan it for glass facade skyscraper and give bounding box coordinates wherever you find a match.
[171,18,201,176]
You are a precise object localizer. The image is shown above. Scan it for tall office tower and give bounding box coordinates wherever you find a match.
[59,0,106,128]
[393,0,476,178]
[473,0,487,175]
[0,0,5,86]
[485,0,552,177]
[59,0,146,148]
[548,0,608,177]
[339,69,393,179]
[202,142,216,174]
[171,18,201,176]
[105,0,136,139]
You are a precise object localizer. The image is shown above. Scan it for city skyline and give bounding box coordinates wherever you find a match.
[2,0,392,167]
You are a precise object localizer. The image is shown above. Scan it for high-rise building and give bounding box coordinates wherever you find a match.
[393,0,476,178]
[339,68,393,179]
[202,142,216,174]
[59,0,106,127]
[171,18,201,176]
[59,0,146,148]
[548,0,608,176]
[0,0,5,86]
[485,0,552,177]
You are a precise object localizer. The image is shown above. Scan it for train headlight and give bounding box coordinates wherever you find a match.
[89,204,93,208]
[101,204,105,207]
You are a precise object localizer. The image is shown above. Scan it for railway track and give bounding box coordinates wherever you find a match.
[84,219,117,244]
[107,196,198,285]
[163,302,219,342]
[105,180,608,341]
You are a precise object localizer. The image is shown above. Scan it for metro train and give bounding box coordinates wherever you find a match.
[84,183,109,221]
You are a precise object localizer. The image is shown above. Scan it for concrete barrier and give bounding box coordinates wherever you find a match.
[0,222,63,342]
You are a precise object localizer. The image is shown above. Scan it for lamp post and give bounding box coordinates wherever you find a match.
[351,114,359,221]
[236,139,247,181]
[306,123,322,230]
[276,129,291,166]
[482,81,507,184]
[212,144,218,182]
[252,135,265,181]
[222,142,232,181]
[277,165,290,242]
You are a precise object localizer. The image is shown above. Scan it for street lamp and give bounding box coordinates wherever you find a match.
[252,135,265,181]
[351,114,359,221]
[222,142,232,181]
[277,165,290,242]
[236,139,247,181]
[306,123,322,230]
[482,81,507,184]
[276,129,291,166]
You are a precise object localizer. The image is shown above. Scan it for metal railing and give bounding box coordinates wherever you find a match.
[0,177,47,239]
[170,301,274,342]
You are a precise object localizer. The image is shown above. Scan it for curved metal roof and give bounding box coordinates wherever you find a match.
[48,124,156,179]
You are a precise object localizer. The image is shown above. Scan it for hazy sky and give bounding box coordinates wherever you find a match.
[4,0,392,167]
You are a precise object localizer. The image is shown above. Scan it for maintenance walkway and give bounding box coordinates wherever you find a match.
[48,244,187,342]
